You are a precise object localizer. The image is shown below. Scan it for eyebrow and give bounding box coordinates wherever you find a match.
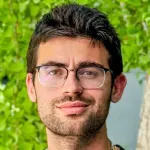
[77,61,104,69]
[38,61,104,69]
[38,61,68,67]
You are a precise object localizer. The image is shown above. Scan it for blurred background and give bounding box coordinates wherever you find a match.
[0,0,150,149]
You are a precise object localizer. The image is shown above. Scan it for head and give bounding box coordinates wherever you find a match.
[26,3,126,138]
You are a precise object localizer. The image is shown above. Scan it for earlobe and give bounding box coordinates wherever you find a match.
[111,73,127,103]
[26,73,37,103]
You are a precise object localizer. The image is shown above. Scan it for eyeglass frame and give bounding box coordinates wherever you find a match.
[35,64,113,89]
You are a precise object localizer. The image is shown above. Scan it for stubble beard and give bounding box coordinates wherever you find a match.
[37,94,111,140]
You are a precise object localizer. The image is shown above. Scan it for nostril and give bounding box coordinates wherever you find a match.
[64,76,67,79]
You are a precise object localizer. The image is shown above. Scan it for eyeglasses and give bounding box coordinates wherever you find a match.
[36,65,113,89]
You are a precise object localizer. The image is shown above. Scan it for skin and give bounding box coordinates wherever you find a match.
[26,37,127,150]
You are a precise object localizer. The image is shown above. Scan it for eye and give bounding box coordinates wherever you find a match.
[85,71,96,75]
[47,69,64,76]
[78,69,98,79]
[80,71,96,76]
[40,66,66,77]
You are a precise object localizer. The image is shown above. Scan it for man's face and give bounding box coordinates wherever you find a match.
[26,37,125,136]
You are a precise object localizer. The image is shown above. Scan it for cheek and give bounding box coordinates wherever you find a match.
[35,75,61,102]
[84,85,112,105]
[87,90,108,104]
[36,87,61,102]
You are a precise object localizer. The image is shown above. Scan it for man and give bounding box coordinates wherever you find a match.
[26,3,127,150]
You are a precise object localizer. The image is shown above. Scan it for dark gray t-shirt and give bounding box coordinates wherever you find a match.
[116,145,125,150]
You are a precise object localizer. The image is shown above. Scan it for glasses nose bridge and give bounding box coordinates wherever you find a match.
[66,68,78,80]
[62,68,82,93]
[69,69,76,72]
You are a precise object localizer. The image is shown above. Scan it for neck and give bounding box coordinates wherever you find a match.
[46,123,111,150]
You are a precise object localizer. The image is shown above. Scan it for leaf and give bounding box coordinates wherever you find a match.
[19,141,33,150]
[33,0,41,4]
[22,123,37,140]
[9,62,24,72]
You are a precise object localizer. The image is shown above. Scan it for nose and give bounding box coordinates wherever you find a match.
[62,71,83,96]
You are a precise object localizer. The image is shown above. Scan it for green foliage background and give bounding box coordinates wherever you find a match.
[0,0,149,149]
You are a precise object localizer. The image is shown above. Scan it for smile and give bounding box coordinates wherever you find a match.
[57,101,89,115]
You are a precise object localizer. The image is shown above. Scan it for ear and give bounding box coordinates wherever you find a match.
[111,73,127,103]
[26,73,37,103]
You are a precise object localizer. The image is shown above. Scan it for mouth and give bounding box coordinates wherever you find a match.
[56,101,89,115]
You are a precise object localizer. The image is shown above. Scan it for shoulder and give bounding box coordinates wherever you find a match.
[115,145,126,150]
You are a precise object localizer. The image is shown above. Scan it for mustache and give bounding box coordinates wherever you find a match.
[53,95,95,105]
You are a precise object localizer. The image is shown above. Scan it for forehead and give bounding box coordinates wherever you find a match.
[37,37,109,68]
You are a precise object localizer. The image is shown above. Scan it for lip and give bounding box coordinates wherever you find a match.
[57,101,89,115]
